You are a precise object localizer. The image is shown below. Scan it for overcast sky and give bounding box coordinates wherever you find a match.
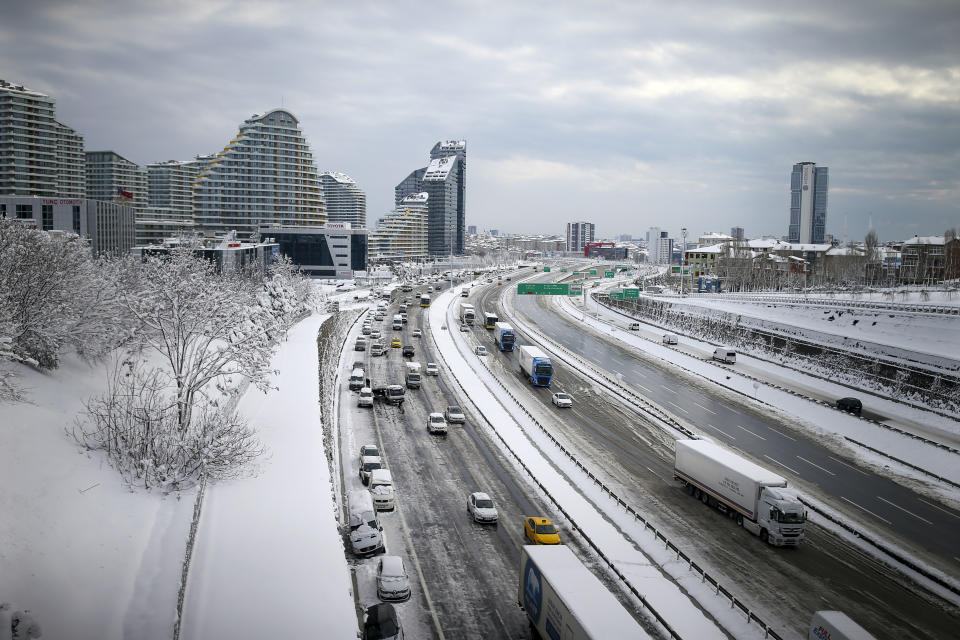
[3,0,958,243]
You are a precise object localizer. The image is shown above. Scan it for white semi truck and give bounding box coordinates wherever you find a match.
[518,545,650,640]
[674,439,806,546]
[517,344,552,387]
[459,303,476,325]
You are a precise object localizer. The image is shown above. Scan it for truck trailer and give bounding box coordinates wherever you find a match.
[674,439,805,546]
[459,303,476,325]
[517,545,650,640]
[494,321,516,352]
[808,611,876,640]
[517,344,552,387]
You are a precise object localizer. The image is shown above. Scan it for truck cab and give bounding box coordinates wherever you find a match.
[405,362,422,389]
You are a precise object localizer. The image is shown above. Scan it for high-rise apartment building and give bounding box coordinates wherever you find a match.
[194,108,325,239]
[136,158,205,245]
[789,162,828,244]
[565,221,595,253]
[370,192,429,262]
[319,172,366,228]
[54,121,85,198]
[395,167,425,206]
[730,226,745,241]
[430,141,466,254]
[85,150,147,215]
[1,79,85,197]
[423,154,460,256]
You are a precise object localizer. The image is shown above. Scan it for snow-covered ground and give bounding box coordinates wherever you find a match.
[181,313,357,639]
[0,354,193,640]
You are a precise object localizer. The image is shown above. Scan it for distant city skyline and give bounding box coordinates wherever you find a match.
[2,2,957,243]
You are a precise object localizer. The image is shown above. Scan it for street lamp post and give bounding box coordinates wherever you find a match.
[680,227,687,296]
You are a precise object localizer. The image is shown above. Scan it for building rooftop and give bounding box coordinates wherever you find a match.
[319,171,357,184]
[424,155,457,180]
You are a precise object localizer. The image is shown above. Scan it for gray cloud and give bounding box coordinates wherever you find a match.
[2,0,957,242]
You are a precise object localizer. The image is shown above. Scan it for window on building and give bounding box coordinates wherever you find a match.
[16,204,33,219]
[0,204,6,218]
[73,205,81,233]
[41,204,53,230]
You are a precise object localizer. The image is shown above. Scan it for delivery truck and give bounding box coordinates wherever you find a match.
[494,321,516,352]
[459,303,476,325]
[517,545,650,640]
[808,611,876,640]
[518,344,552,387]
[404,362,422,389]
[674,439,805,546]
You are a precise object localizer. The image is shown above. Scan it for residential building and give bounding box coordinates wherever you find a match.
[789,162,828,244]
[423,154,460,256]
[585,243,628,260]
[1,79,85,198]
[0,195,135,256]
[649,230,673,265]
[565,221,595,253]
[260,222,367,278]
[369,192,429,262]
[319,171,366,228]
[730,226,744,241]
[430,141,466,254]
[137,158,205,245]
[54,121,85,198]
[696,232,733,248]
[900,235,960,284]
[193,108,325,239]
[395,167,425,206]
[85,150,147,215]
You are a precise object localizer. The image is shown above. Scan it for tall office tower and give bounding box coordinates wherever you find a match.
[370,192,429,262]
[395,167,425,206]
[54,121,85,198]
[319,172,366,228]
[193,108,325,239]
[789,162,829,244]
[730,226,745,241]
[85,150,147,215]
[566,221,595,253]
[0,79,58,195]
[430,140,466,254]
[467,225,477,235]
[423,154,460,256]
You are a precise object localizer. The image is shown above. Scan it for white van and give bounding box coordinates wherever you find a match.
[347,490,383,556]
[369,469,395,511]
[358,387,374,407]
[713,347,736,364]
[348,367,365,391]
[392,315,403,331]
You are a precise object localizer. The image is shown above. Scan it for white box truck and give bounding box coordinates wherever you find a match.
[808,611,876,640]
[459,303,476,325]
[674,439,805,546]
[518,344,553,387]
[518,545,650,640]
[404,362,422,389]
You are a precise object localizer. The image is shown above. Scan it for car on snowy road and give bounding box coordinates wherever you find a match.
[551,392,573,408]
[467,492,499,524]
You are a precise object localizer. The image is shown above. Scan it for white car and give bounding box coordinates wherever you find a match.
[425,362,439,376]
[376,555,411,601]
[551,392,573,408]
[474,345,487,356]
[467,492,499,523]
[412,328,422,338]
[662,333,678,345]
[358,387,374,408]
[460,324,469,332]
[444,405,466,424]
[427,412,448,435]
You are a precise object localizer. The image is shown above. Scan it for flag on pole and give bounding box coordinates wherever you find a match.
[117,187,134,200]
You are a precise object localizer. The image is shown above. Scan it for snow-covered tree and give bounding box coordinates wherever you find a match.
[116,247,278,435]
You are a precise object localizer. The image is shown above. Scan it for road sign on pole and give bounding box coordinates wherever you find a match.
[517,283,570,295]
[604,271,615,278]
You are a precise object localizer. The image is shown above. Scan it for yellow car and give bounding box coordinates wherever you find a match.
[523,516,561,545]
[391,337,402,348]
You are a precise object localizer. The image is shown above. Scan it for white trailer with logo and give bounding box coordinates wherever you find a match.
[517,545,649,640]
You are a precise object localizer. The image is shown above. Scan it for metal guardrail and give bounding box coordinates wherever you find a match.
[682,292,960,315]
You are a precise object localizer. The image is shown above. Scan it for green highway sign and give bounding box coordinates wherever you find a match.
[610,292,625,300]
[624,288,640,299]
[517,283,570,295]
[543,266,551,272]
[604,271,615,278]
[560,269,567,273]
[589,269,598,276]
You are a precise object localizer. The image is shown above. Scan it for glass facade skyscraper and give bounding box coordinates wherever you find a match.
[430,141,466,254]
[193,108,325,239]
[789,162,828,244]
[395,167,425,206]
[423,154,460,257]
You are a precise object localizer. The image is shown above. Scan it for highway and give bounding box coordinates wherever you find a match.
[459,275,960,640]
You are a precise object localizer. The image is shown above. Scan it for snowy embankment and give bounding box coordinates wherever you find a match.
[180,312,356,639]
[551,293,960,495]
[428,287,759,640]
[0,354,193,640]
